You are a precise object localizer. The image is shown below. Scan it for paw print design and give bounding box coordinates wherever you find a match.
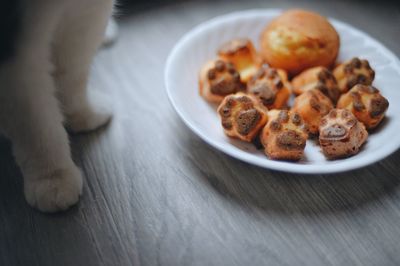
[199,59,245,103]
[337,84,389,129]
[333,57,375,93]
[247,66,291,109]
[217,93,268,142]
[292,66,340,103]
[319,108,368,159]
[292,89,334,134]
[260,110,308,161]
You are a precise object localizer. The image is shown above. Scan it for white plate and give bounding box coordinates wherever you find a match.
[165,9,400,174]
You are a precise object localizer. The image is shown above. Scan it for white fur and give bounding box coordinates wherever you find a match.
[0,0,114,212]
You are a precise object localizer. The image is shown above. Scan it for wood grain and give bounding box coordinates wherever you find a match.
[1,0,400,265]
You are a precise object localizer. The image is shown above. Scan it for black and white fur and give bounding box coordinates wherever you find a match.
[0,0,114,212]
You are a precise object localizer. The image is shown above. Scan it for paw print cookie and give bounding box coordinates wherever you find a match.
[292,66,340,103]
[333,57,375,93]
[292,89,333,135]
[217,93,269,142]
[199,59,245,103]
[260,110,308,161]
[218,38,260,83]
[337,84,389,129]
[247,66,291,110]
[319,109,368,159]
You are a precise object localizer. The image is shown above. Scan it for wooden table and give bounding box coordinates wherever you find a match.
[1,0,400,265]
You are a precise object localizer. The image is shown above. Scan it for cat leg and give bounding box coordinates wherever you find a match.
[0,2,82,212]
[53,0,114,133]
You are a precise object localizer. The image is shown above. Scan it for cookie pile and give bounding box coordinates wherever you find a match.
[198,10,389,161]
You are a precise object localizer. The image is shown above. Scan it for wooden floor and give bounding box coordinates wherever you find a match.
[1,0,400,265]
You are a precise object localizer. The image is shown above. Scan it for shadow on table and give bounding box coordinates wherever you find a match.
[0,137,26,208]
[182,132,400,216]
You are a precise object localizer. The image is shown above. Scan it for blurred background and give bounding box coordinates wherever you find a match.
[1,1,399,266]
[110,0,399,61]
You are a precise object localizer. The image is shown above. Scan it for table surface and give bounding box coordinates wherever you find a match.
[1,0,400,265]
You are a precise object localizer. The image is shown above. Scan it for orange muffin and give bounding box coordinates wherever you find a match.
[260,110,308,161]
[337,84,389,129]
[260,9,340,75]
[199,59,245,103]
[217,93,269,142]
[292,89,333,134]
[218,38,260,83]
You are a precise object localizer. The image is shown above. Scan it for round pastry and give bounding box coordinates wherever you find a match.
[333,57,375,93]
[319,109,368,159]
[260,110,308,161]
[218,38,260,83]
[247,66,291,109]
[199,59,245,103]
[217,93,269,142]
[337,84,389,129]
[292,89,333,134]
[292,66,340,103]
[260,9,340,75]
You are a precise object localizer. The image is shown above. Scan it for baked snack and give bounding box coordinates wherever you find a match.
[292,66,340,103]
[292,89,333,134]
[260,9,340,75]
[199,59,245,103]
[218,38,260,83]
[247,66,291,109]
[333,57,375,93]
[337,84,389,129]
[319,109,368,159]
[260,110,308,161]
[217,93,268,142]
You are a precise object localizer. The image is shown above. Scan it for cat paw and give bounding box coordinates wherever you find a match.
[65,95,112,133]
[66,107,112,133]
[24,166,83,213]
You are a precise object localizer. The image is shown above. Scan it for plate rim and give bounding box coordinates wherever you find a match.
[164,8,400,174]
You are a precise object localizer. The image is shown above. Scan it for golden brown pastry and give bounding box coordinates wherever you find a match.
[292,66,340,103]
[333,57,375,93]
[218,38,260,83]
[292,89,333,134]
[319,109,368,159]
[260,9,340,75]
[337,84,389,129]
[247,66,291,109]
[217,93,269,142]
[199,59,245,103]
[260,110,308,161]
